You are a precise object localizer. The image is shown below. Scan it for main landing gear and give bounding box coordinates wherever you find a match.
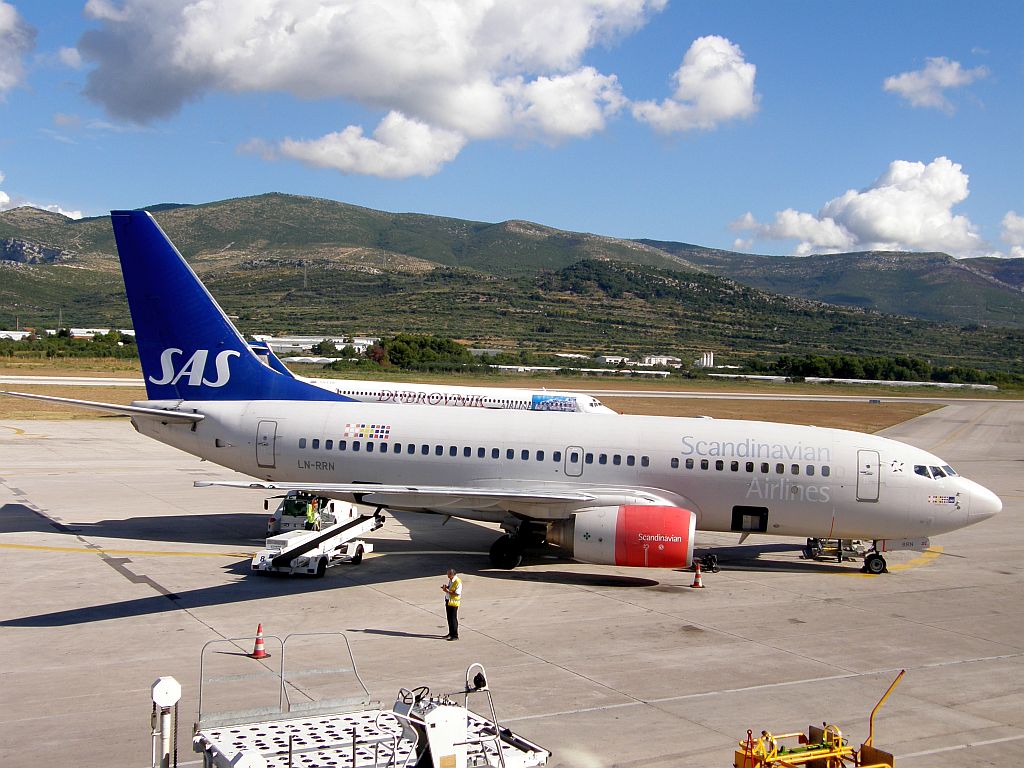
[488,520,545,570]
[489,535,524,570]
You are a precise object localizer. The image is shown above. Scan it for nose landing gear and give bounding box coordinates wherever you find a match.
[863,550,888,575]
[802,538,890,574]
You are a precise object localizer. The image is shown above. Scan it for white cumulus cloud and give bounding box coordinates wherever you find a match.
[732,157,990,258]
[0,2,35,97]
[632,35,758,132]
[58,46,82,68]
[74,0,667,176]
[884,57,988,113]
[512,67,626,140]
[1002,211,1024,259]
[72,1,751,178]
[273,111,467,179]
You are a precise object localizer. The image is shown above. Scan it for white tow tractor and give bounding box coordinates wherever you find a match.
[253,502,386,577]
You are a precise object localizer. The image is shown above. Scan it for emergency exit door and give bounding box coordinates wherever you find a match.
[564,446,584,477]
[256,420,277,468]
[856,449,880,502]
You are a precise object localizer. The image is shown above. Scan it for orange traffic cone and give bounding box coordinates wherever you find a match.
[690,561,705,589]
[250,624,270,659]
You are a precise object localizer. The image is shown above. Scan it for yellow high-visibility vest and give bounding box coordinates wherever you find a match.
[447,576,462,608]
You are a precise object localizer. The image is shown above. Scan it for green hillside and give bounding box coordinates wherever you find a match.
[1,194,1022,373]
[643,240,1024,328]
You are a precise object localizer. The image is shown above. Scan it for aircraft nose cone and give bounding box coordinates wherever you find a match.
[968,483,1002,524]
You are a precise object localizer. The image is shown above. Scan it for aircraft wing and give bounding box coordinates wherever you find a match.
[1,391,205,423]
[195,479,673,518]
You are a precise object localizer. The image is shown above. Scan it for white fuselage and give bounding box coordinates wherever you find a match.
[134,399,997,541]
[294,376,617,414]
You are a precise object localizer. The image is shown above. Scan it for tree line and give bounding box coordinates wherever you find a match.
[752,353,1024,386]
[0,330,138,359]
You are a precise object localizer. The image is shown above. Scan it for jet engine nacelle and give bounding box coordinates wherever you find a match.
[547,505,696,568]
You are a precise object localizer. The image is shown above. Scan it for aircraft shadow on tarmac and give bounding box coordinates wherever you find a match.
[0,556,674,629]
[0,503,498,549]
[0,542,869,629]
[0,503,68,535]
[1,503,867,629]
[468,565,660,588]
[695,543,869,575]
[0,502,269,545]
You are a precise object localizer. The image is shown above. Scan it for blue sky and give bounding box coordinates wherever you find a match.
[1,1,1021,258]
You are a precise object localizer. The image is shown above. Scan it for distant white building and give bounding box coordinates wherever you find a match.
[0,330,32,341]
[66,328,136,339]
[491,365,669,378]
[69,328,110,339]
[251,334,379,354]
[598,353,682,368]
[596,355,631,365]
[641,355,682,368]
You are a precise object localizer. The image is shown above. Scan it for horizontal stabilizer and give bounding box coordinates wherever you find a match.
[1,391,204,423]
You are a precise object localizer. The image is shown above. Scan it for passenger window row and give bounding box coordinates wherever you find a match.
[295,438,651,467]
[670,456,831,477]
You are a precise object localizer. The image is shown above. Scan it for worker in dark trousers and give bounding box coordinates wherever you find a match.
[441,568,462,640]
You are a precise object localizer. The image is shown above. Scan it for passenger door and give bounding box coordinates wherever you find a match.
[256,420,277,469]
[856,449,880,502]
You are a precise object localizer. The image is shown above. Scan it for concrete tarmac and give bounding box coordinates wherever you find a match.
[1,402,1022,767]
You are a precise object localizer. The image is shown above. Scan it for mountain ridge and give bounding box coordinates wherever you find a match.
[0,193,1021,373]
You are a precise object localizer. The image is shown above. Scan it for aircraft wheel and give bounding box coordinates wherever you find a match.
[864,553,887,574]
[350,545,364,565]
[489,535,523,570]
[315,558,328,578]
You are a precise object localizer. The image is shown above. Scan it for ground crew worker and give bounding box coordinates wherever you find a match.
[304,498,321,531]
[441,568,462,640]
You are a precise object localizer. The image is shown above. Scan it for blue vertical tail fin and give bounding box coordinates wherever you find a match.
[111,210,350,402]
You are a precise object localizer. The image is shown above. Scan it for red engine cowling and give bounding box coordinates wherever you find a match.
[547,505,696,568]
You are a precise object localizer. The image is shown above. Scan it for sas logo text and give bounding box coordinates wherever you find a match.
[149,348,240,388]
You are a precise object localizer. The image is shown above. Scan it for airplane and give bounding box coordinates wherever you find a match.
[249,342,617,414]
[2,210,1001,575]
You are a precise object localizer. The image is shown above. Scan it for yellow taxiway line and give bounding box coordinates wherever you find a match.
[837,545,944,577]
[1,539,945,574]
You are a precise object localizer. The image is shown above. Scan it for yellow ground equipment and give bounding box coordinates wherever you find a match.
[734,669,905,768]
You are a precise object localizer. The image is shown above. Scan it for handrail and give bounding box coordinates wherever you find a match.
[462,663,506,768]
[197,634,285,727]
[281,632,371,712]
[865,669,905,747]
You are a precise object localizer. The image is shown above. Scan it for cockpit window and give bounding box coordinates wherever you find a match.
[930,466,946,478]
[942,465,958,476]
[914,465,930,478]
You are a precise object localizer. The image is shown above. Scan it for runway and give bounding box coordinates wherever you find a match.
[1,401,1022,767]
[581,388,1021,404]
[2,372,1020,405]
[0,375,144,387]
